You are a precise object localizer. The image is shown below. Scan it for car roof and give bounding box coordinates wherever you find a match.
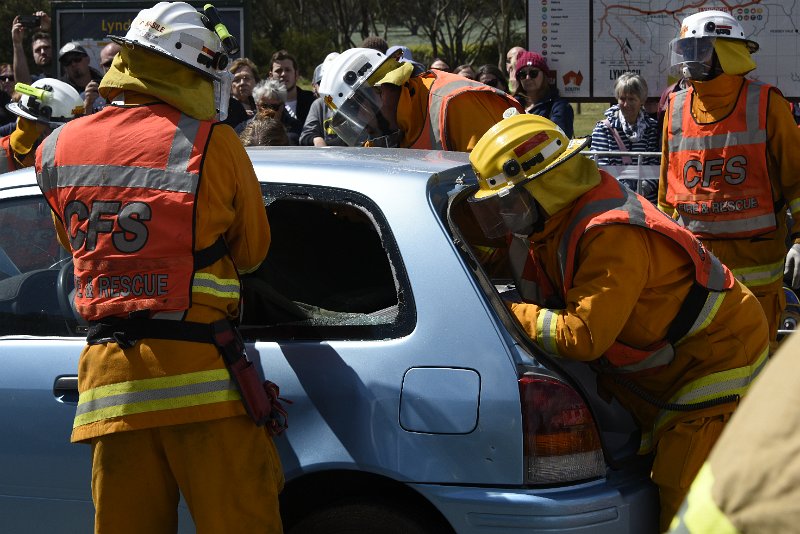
[2,147,473,195]
[245,146,472,186]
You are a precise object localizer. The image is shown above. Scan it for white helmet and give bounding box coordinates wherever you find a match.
[7,78,84,126]
[670,10,758,80]
[110,2,230,80]
[318,47,401,146]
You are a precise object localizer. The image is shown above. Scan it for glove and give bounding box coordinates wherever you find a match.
[785,244,800,288]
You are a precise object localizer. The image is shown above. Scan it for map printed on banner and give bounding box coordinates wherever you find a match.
[527,1,800,99]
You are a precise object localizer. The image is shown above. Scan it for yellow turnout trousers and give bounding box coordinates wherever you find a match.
[91,415,284,534]
[651,412,730,532]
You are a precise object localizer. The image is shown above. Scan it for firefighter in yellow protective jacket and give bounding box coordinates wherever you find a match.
[35,3,282,532]
[467,114,769,532]
[668,329,800,533]
[658,10,800,351]
[1,77,83,173]
[318,47,521,151]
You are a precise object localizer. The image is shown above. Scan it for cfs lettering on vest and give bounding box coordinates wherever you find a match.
[683,156,747,188]
[64,199,151,253]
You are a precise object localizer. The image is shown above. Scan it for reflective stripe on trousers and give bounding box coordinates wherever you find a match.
[74,369,240,428]
[639,346,769,452]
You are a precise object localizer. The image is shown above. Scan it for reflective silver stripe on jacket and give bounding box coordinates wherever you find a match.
[37,114,201,195]
[676,211,777,236]
[668,83,766,152]
[427,76,507,150]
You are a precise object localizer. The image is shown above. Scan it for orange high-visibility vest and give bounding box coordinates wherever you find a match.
[561,172,733,370]
[665,80,775,238]
[36,103,215,320]
[0,135,16,174]
[409,70,521,150]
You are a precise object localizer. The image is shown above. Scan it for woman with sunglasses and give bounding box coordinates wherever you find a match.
[513,50,574,138]
[476,64,509,94]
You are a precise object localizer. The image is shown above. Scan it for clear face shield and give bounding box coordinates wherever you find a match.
[670,36,716,80]
[214,70,233,122]
[328,82,393,147]
[467,182,539,239]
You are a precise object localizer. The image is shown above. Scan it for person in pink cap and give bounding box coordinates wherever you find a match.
[513,50,573,137]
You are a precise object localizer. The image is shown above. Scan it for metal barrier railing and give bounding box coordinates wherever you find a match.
[582,150,661,197]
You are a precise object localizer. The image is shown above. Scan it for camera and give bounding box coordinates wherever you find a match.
[18,15,41,29]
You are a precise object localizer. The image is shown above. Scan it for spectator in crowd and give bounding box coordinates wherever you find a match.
[386,45,425,75]
[300,54,345,147]
[590,72,660,203]
[12,12,52,85]
[58,42,103,114]
[99,42,121,73]
[239,108,290,147]
[0,64,14,97]
[656,77,687,138]
[453,64,476,79]
[269,49,314,143]
[360,35,388,54]
[230,57,259,118]
[0,64,14,127]
[318,47,521,151]
[514,50,574,138]
[253,78,298,145]
[430,57,450,72]
[506,45,525,94]
[84,42,123,114]
[476,64,509,93]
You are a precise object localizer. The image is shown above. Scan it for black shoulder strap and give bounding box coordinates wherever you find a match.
[194,235,228,270]
[666,282,710,344]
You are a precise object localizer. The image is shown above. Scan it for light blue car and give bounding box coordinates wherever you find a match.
[0,147,658,533]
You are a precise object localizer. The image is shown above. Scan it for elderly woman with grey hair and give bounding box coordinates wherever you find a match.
[590,72,660,203]
[249,79,299,144]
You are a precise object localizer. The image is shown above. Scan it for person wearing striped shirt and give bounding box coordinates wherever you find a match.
[591,72,660,203]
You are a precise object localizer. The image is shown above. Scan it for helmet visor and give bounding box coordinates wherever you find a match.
[328,83,384,146]
[468,184,538,239]
[670,36,716,72]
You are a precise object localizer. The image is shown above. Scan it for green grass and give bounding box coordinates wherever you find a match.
[572,102,609,138]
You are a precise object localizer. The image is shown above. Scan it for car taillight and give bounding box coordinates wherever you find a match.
[519,373,605,484]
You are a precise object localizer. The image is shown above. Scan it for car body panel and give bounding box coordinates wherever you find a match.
[0,147,658,533]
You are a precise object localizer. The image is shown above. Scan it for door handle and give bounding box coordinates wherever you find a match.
[54,375,79,404]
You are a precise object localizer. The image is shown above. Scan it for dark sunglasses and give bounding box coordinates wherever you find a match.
[258,102,283,111]
[60,55,84,66]
[481,77,499,88]
[517,69,541,80]
[101,60,113,69]
[0,75,13,82]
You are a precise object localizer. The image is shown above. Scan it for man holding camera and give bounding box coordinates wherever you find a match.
[11,11,53,85]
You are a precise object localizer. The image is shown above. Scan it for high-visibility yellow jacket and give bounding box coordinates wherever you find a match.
[35,92,270,443]
[509,172,769,451]
[669,330,800,534]
[396,71,521,152]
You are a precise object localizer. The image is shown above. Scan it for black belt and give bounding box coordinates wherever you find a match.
[86,317,217,348]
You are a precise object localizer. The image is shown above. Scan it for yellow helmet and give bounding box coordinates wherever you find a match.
[469,114,589,201]
[467,114,590,238]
